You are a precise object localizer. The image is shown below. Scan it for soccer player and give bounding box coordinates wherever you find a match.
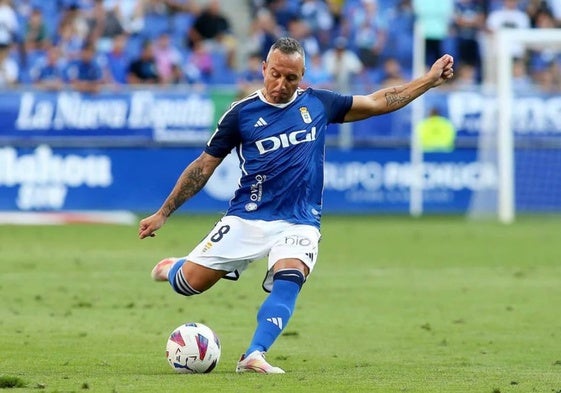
[139,37,454,373]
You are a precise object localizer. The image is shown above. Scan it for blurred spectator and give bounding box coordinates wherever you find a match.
[532,60,560,92]
[325,0,344,34]
[0,42,18,87]
[511,57,534,91]
[55,4,90,61]
[66,41,104,93]
[299,0,334,49]
[153,31,182,84]
[485,0,531,84]
[168,62,187,84]
[127,39,160,84]
[379,57,408,88]
[412,0,454,67]
[527,6,561,92]
[347,0,388,69]
[416,107,456,152]
[188,0,236,67]
[55,19,86,61]
[453,0,485,82]
[384,0,415,72]
[113,0,147,35]
[526,0,560,26]
[533,5,558,28]
[58,3,89,45]
[244,7,281,62]
[151,0,199,16]
[99,33,129,84]
[184,39,213,83]
[450,62,478,89]
[87,0,126,52]
[0,0,19,46]
[8,0,549,90]
[266,0,299,31]
[528,8,559,79]
[286,17,320,58]
[31,44,66,90]
[161,0,199,12]
[237,51,263,95]
[24,7,48,52]
[322,36,363,93]
[302,52,333,88]
[486,0,531,59]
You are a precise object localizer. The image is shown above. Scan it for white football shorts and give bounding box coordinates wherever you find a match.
[184,215,321,291]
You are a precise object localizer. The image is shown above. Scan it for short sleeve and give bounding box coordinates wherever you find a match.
[205,106,241,158]
[310,88,353,124]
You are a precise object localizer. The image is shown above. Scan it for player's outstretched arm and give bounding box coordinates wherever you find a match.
[138,152,223,239]
[344,54,454,122]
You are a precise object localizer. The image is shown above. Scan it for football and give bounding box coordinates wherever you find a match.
[165,322,221,374]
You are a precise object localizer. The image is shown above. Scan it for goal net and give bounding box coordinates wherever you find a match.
[468,28,561,223]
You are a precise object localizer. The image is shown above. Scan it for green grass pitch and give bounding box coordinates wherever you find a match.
[1,214,561,393]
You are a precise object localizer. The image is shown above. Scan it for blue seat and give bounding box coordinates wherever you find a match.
[142,12,171,39]
[205,49,234,85]
[172,13,194,37]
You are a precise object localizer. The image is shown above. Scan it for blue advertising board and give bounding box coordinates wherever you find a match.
[1,88,561,215]
[0,144,511,214]
[0,89,235,145]
[1,145,560,214]
[2,89,561,145]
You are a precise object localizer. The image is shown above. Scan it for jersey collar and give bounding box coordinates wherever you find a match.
[257,89,301,108]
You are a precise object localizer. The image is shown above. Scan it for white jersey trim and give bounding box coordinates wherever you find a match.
[257,89,303,108]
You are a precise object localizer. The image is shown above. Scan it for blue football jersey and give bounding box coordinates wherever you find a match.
[205,88,353,228]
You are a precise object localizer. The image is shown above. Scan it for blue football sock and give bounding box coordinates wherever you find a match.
[246,269,305,355]
[167,258,200,296]
[167,258,186,283]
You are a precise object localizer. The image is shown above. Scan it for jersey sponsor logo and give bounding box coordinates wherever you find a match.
[254,117,268,127]
[250,174,265,202]
[299,107,312,124]
[255,127,317,154]
[284,235,312,246]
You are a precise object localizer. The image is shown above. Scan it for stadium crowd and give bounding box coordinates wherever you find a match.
[1,0,560,92]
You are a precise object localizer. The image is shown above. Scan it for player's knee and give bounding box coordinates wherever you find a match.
[168,260,202,297]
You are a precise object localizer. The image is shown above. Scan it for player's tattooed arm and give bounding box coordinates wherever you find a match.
[160,166,206,217]
[344,55,454,122]
[384,88,412,108]
[160,153,223,217]
[345,78,433,121]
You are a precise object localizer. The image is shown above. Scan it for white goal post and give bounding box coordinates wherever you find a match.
[496,28,561,223]
[410,27,561,222]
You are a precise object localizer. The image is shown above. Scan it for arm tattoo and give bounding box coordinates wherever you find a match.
[161,165,208,217]
[384,88,411,108]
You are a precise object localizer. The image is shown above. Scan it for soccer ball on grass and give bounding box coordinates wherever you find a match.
[166,322,221,373]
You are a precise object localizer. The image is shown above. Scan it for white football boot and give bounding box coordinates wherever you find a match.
[150,257,179,281]
[235,350,285,374]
